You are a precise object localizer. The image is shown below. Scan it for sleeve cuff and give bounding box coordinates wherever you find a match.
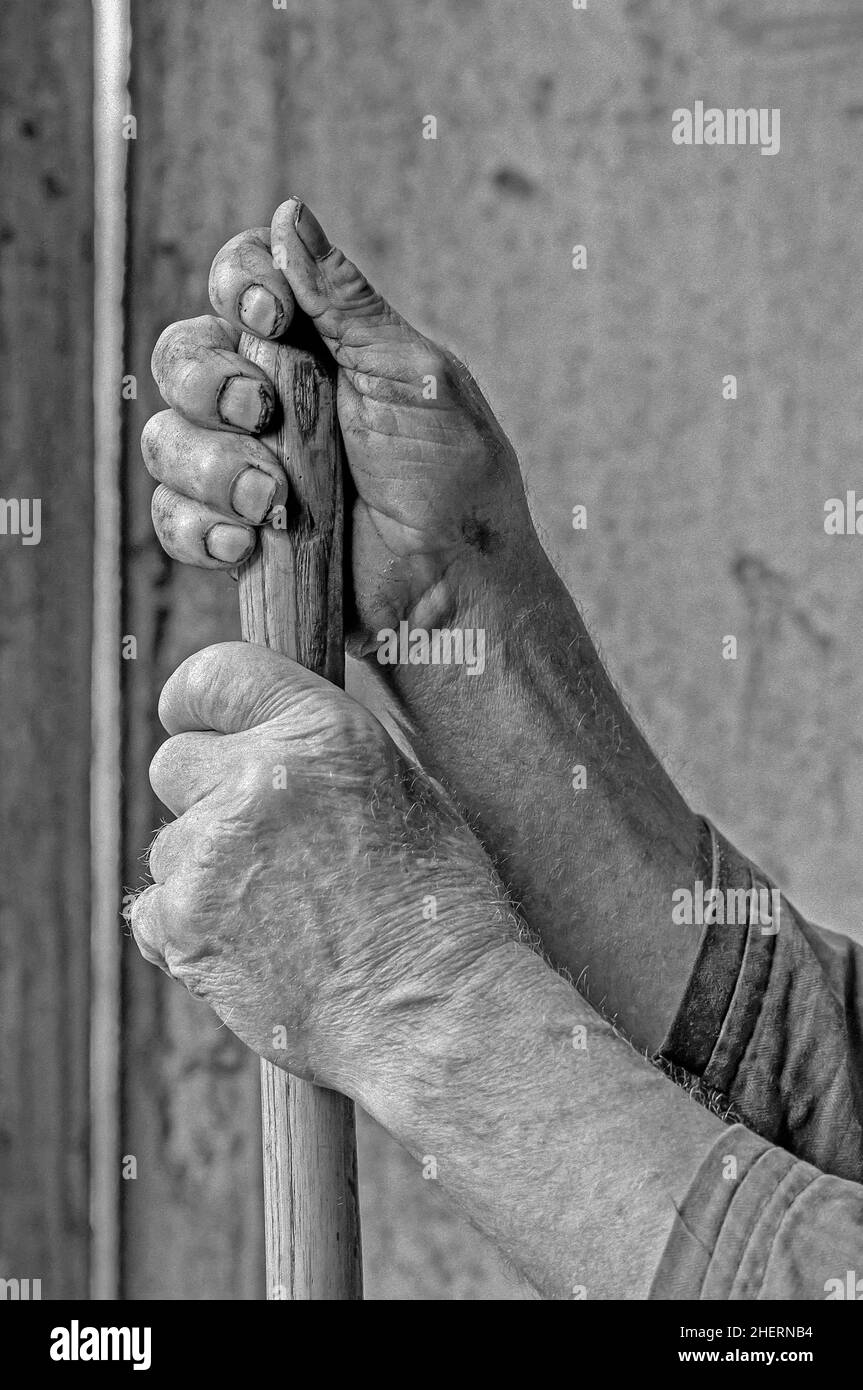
[655,820,863,1180]
[650,1122,863,1300]
[656,818,778,1085]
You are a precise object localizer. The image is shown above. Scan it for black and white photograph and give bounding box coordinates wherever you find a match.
[3,0,863,1351]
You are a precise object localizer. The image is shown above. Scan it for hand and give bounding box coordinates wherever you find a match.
[140,197,702,1060]
[128,640,518,1104]
[128,641,720,1303]
[141,197,546,643]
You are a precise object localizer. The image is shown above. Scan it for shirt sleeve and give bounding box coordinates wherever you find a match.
[656,820,863,1183]
[650,1122,863,1300]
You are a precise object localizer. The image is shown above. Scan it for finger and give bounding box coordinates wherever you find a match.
[128,884,169,971]
[270,196,399,366]
[159,641,328,737]
[151,484,257,569]
[209,227,295,341]
[148,822,182,884]
[142,411,288,525]
[149,730,226,817]
[149,815,219,884]
[147,811,218,878]
[151,314,276,433]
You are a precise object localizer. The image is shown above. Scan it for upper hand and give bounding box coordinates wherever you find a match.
[141,198,544,645]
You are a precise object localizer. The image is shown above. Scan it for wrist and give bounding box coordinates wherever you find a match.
[357,936,721,1299]
[376,539,704,1051]
[388,533,589,724]
[358,936,572,1143]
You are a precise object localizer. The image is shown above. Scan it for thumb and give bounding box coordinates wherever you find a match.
[158,641,327,736]
[270,197,399,363]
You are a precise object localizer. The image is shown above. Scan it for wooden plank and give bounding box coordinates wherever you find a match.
[0,0,94,1298]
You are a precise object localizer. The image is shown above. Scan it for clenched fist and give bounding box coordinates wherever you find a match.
[129,641,519,1106]
[142,196,545,646]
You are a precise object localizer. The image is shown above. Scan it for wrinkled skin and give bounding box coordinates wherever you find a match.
[136,197,544,1084]
[142,196,546,643]
[128,642,516,1099]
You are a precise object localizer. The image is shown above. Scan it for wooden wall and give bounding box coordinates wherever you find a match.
[0,0,94,1298]
[4,0,863,1299]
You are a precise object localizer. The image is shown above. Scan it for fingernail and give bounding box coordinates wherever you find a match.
[204,522,255,564]
[238,284,283,338]
[230,466,277,524]
[217,376,273,432]
[293,200,331,259]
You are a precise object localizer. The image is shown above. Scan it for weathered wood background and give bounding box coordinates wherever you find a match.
[0,0,94,1298]
[3,0,862,1298]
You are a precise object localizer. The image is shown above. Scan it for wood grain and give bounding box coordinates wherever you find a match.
[0,0,93,1298]
[238,330,362,1300]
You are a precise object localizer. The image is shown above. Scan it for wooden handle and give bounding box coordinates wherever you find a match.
[237,326,363,1301]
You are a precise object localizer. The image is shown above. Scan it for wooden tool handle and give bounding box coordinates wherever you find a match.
[237,326,363,1301]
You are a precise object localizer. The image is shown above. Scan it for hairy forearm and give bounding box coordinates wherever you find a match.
[359,942,722,1299]
[379,547,702,1053]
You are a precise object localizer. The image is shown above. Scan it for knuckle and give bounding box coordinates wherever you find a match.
[140,411,172,476]
[210,228,261,284]
[151,726,205,789]
[147,738,174,797]
[150,321,184,383]
[149,482,169,518]
[171,355,203,406]
[150,483,177,529]
[128,884,160,949]
[182,643,225,699]
[212,315,240,347]
[162,643,227,724]
[197,437,231,490]
[207,250,227,305]
[148,822,177,882]
[152,315,227,393]
[173,504,210,553]
[149,730,202,797]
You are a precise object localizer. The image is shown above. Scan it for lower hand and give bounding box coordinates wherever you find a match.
[128,640,518,1105]
[128,641,714,1303]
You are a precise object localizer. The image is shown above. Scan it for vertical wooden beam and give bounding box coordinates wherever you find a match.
[0,0,94,1298]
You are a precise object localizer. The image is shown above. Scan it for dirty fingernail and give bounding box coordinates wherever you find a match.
[217,376,273,432]
[294,200,331,259]
[238,284,282,338]
[230,466,278,524]
[204,522,255,564]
